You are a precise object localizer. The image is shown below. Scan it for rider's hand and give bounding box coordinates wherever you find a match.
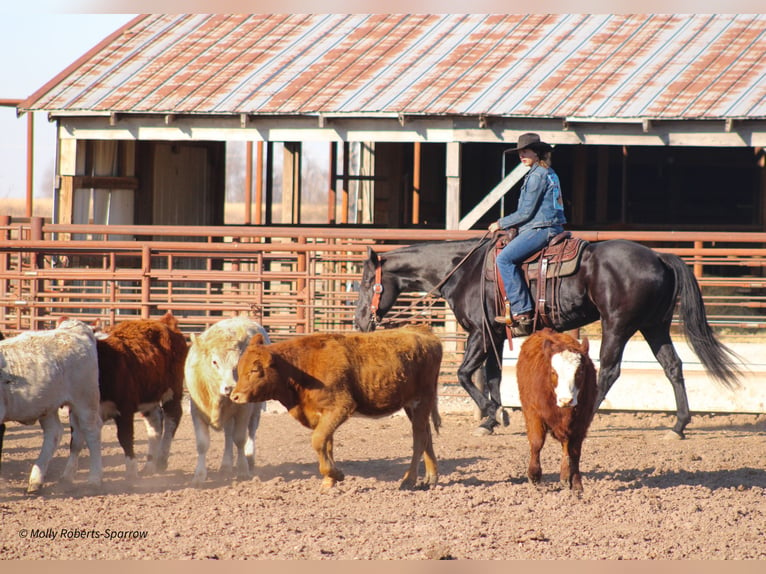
[488,221,500,233]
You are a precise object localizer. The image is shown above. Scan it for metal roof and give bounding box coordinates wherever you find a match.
[19,14,766,120]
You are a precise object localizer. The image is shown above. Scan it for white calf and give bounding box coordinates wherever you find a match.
[0,320,102,493]
[184,316,269,486]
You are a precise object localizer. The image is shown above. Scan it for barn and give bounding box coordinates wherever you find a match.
[13,14,766,232]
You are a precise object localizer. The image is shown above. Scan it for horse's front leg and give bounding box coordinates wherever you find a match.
[458,332,501,435]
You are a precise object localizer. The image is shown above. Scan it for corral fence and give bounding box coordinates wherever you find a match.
[2,215,766,389]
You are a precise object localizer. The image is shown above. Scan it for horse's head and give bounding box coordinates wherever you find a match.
[354,247,400,332]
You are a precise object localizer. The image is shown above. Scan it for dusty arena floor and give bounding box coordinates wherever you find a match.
[1,402,765,560]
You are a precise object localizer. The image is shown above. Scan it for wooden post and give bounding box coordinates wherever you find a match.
[282,142,302,224]
[445,142,461,229]
[255,141,264,225]
[328,142,337,224]
[26,112,34,218]
[245,141,253,225]
[412,142,421,224]
[341,142,350,224]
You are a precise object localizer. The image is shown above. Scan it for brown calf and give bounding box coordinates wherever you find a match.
[230,325,442,489]
[516,328,597,493]
[97,312,188,478]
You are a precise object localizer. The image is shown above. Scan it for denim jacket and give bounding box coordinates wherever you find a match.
[497,164,567,233]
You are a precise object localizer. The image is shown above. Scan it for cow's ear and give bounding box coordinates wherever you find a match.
[251,333,265,346]
[189,333,197,345]
[580,336,590,355]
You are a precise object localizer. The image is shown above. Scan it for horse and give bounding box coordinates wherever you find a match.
[353,236,742,438]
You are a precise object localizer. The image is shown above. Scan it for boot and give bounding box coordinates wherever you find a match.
[510,311,534,337]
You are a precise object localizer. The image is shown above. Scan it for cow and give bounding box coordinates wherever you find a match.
[96,312,187,479]
[515,328,598,493]
[0,320,102,493]
[230,325,443,489]
[185,316,270,486]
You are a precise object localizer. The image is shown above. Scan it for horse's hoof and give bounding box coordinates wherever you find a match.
[499,408,510,427]
[472,426,493,436]
[664,429,685,441]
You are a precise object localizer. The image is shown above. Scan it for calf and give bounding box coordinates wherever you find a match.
[0,320,102,493]
[97,312,187,478]
[516,328,597,493]
[185,316,270,486]
[230,325,443,489]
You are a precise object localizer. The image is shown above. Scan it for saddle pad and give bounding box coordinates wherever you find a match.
[526,237,588,279]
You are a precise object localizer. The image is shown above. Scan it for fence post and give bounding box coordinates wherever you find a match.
[141,245,151,319]
[693,240,703,279]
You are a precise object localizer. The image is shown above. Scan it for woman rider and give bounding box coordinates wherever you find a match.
[488,132,567,337]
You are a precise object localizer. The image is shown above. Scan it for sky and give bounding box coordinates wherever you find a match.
[0,13,137,203]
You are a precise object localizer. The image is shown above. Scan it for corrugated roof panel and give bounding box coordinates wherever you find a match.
[20,14,766,120]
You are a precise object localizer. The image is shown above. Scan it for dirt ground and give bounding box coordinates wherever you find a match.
[1,398,765,560]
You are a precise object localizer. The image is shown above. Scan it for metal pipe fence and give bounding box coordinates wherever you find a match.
[2,217,766,386]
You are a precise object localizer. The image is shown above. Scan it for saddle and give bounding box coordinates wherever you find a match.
[486,230,589,330]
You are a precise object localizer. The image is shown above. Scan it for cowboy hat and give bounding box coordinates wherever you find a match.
[509,132,553,153]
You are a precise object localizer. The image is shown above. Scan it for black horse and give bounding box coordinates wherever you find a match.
[354,237,742,438]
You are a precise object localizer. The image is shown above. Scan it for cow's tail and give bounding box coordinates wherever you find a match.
[659,252,743,389]
[431,394,442,435]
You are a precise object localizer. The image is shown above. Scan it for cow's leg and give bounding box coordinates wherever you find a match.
[566,436,584,493]
[66,403,102,488]
[524,413,545,485]
[190,401,211,486]
[115,413,138,479]
[310,408,349,488]
[458,332,499,435]
[559,440,572,485]
[401,402,438,490]
[231,409,255,480]
[140,406,163,475]
[28,413,63,494]
[245,404,262,472]
[0,423,5,474]
[156,397,182,471]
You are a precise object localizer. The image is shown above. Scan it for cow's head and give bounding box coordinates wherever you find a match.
[229,334,276,404]
[549,347,584,408]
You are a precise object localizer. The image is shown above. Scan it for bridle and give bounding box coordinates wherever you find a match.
[365,231,493,328]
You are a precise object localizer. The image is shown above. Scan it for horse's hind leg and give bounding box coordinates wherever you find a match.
[593,328,632,411]
[641,325,690,438]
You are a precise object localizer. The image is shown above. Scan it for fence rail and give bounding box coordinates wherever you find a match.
[2,217,766,386]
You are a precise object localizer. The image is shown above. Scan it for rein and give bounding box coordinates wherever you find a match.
[369,231,493,328]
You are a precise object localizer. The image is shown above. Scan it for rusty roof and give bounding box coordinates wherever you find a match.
[19,14,766,120]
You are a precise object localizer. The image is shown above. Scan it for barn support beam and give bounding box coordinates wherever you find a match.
[282,142,302,224]
[245,141,253,225]
[412,142,421,225]
[328,142,337,224]
[445,142,461,230]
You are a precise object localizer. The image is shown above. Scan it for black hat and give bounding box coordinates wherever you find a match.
[509,132,553,153]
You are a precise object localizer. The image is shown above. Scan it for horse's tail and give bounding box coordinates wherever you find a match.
[659,252,743,389]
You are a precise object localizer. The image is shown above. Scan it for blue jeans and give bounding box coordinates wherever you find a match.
[496,226,563,315]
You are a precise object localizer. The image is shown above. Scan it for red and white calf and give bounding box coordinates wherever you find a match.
[516,328,597,493]
[96,312,187,479]
[184,316,269,485]
[0,320,102,493]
